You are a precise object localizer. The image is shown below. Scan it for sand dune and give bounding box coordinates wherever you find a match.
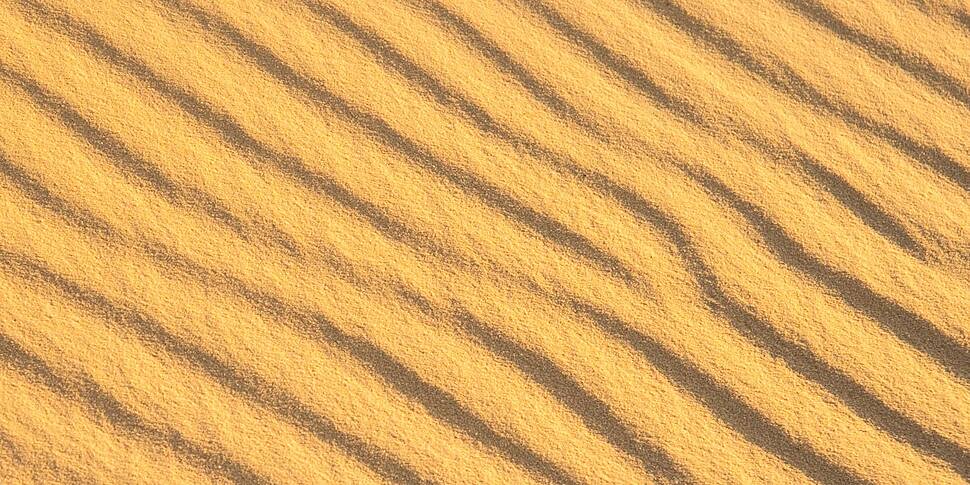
[0,0,968,483]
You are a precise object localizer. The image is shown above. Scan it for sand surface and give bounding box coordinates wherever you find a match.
[0,0,968,483]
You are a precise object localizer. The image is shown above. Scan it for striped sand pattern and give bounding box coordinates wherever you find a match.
[0,0,968,482]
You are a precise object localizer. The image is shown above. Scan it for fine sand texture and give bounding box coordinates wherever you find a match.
[0,0,969,483]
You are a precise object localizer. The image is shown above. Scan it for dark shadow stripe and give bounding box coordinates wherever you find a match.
[323,0,927,264]
[412,0,606,136]
[0,429,20,460]
[0,132,576,484]
[522,0,931,260]
[0,150,114,239]
[0,249,430,484]
[623,0,970,193]
[0,66,183,207]
[518,0,710,129]
[5,143,944,480]
[146,244,585,485]
[520,0,932,260]
[302,0,551,153]
[299,1,618,187]
[450,307,693,483]
[10,0,294,258]
[0,155,655,483]
[0,62,303,255]
[300,0,648,280]
[603,178,970,479]
[159,0,636,283]
[7,105,949,481]
[317,46,966,471]
[557,293,870,485]
[0,331,270,484]
[681,165,970,383]
[301,0,669,293]
[778,0,970,111]
[13,1,960,476]
[12,0,462,266]
[789,149,925,258]
[741,136,926,258]
[0,439,91,485]
[954,9,970,33]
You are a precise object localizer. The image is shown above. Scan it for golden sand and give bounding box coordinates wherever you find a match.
[0,0,968,483]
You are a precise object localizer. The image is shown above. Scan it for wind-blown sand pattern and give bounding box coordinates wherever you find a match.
[0,0,968,483]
